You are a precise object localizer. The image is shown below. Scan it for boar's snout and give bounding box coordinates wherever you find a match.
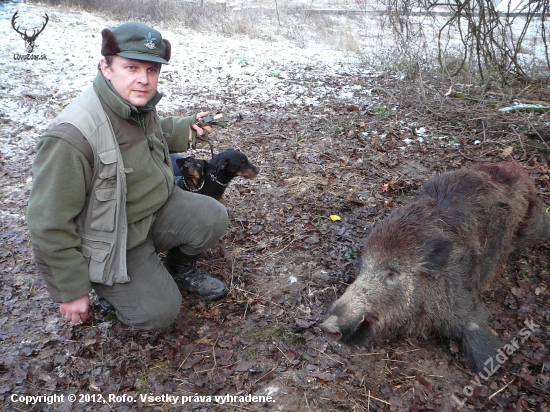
[319,316,343,341]
[320,309,380,346]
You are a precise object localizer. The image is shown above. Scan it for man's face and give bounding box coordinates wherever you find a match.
[100,56,160,107]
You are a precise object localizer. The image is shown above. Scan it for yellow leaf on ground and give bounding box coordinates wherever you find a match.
[501,146,513,157]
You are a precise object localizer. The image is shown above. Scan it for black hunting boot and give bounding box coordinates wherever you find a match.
[164,248,228,301]
[96,293,115,315]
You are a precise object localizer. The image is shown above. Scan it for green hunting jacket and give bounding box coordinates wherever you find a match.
[27,71,196,303]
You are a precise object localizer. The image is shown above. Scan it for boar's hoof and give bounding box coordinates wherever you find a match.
[461,328,501,373]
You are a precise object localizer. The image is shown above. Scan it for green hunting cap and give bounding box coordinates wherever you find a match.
[101,22,171,64]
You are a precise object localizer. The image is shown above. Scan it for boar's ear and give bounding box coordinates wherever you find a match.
[418,237,452,278]
[364,223,374,238]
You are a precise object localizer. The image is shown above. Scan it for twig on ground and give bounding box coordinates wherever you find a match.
[488,379,515,400]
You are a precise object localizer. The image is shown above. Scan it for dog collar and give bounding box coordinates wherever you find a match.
[209,173,228,187]
[181,178,205,192]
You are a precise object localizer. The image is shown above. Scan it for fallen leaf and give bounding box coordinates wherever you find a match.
[295,319,313,329]
[305,234,320,244]
[310,371,336,381]
[84,338,96,347]
[195,337,214,345]
[417,375,433,391]
[501,146,513,157]
[198,308,220,319]
[234,361,255,372]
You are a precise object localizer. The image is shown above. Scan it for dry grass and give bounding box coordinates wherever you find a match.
[31,0,363,50]
[32,0,548,84]
[29,0,550,98]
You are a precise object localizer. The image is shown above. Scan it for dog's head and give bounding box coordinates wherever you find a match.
[215,149,260,179]
[176,156,213,190]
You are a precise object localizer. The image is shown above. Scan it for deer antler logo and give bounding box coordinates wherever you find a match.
[11,11,49,54]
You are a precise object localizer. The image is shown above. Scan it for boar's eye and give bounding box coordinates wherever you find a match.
[384,270,400,284]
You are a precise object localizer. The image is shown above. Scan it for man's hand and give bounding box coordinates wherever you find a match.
[189,111,213,144]
[59,295,90,323]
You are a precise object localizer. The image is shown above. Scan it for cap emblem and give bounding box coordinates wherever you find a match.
[144,32,157,50]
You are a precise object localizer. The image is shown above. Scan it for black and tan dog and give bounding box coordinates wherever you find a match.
[202,149,260,204]
[171,149,260,204]
[172,155,214,193]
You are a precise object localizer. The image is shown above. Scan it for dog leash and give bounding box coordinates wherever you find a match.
[195,132,216,164]
[195,113,228,164]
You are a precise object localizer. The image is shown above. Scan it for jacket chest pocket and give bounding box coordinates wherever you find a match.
[91,148,118,232]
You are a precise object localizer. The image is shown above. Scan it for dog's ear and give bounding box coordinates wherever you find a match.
[217,159,230,174]
[176,158,185,168]
[198,160,208,172]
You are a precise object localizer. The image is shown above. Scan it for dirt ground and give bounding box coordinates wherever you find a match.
[1,3,550,412]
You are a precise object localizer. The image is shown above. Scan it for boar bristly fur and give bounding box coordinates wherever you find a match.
[320,163,550,372]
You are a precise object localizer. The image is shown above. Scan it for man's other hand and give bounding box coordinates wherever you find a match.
[59,295,90,323]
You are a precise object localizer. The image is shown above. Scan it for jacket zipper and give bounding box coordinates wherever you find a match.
[139,115,154,151]
[138,113,172,195]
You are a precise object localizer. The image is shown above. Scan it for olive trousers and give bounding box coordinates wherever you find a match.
[92,186,228,330]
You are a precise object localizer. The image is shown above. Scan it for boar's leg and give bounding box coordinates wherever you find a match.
[460,321,501,373]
